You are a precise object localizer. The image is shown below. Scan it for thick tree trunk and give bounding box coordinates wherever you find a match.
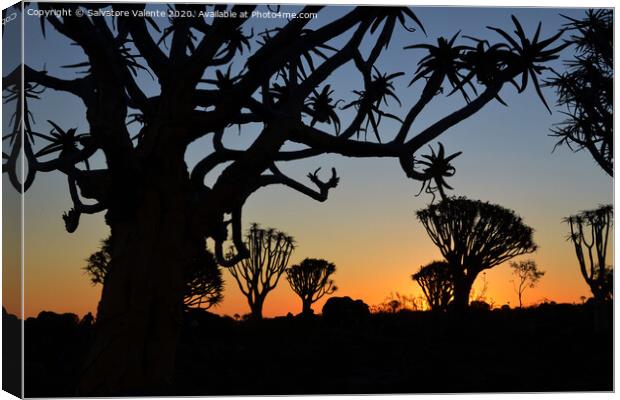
[250,297,264,320]
[78,176,194,395]
[590,287,610,333]
[78,117,199,396]
[302,299,313,316]
[451,275,474,312]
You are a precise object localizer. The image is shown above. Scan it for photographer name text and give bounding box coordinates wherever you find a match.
[26,8,317,20]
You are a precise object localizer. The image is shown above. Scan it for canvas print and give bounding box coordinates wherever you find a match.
[1,1,613,397]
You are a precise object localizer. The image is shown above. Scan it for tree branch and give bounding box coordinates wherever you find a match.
[259,164,339,202]
[22,66,90,98]
[117,4,169,78]
[406,84,503,150]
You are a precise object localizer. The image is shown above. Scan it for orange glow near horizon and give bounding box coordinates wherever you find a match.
[5,6,612,320]
[13,163,608,320]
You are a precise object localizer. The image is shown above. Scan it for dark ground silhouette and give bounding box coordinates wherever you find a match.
[18,302,612,397]
[2,308,21,397]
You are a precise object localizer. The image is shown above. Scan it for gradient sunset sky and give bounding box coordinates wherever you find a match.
[2,3,613,319]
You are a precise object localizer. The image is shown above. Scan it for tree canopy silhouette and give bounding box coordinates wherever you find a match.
[286,258,337,316]
[416,197,537,310]
[510,259,544,308]
[412,260,454,311]
[546,9,612,176]
[85,236,224,310]
[564,204,613,302]
[2,4,568,394]
[229,223,295,320]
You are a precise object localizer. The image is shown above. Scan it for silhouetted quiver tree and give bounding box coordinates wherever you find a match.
[565,205,613,302]
[229,224,295,320]
[412,261,454,311]
[85,236,224,310]
[546,9,613,176]
[286,258,337,316]
[2,3,568,393]
[416,197,537,310]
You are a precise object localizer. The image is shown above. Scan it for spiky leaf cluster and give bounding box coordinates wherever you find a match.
[415,142,461,201]
[546,9,613,176]
[305,85,343,134]
[343,68,404,142]
[404,16,569,108]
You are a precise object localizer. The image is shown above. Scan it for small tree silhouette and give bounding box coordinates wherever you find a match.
[416,197,537,310]
[510,259,545,308]
[85,236,224,310]
[412,261,454,311]
[546,9,613,176]
[286,258,337,316]
[229,223,295,320]
[564,205,613,302]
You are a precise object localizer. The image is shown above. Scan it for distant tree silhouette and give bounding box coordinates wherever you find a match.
[564,205,613,302]
[412,260,454,311]
[286,258,337,316]
[417,197,537,310]
[546,9,613,176]
[229,223,295,320]
[2,4,568,393]
[510,259,545,308]
[85,236,224,310]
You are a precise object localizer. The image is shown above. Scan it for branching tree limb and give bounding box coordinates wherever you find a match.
[510,259,545,308]
[564,205,613,302]
[229,223,295,319]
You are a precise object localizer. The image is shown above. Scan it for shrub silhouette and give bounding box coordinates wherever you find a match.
[2,4,568,393]
[416,197,537,310]
[229,223,295,320]
[286,258,337,316]
[546,9,613,176]
[564,205,613,302]
[469,300,491,311]
[371,292,424,313]
[85,235,224,310]
[412,260,454,311]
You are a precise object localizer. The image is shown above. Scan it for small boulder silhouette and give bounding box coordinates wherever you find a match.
[322,296,370,325]
[469,300,491,311]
